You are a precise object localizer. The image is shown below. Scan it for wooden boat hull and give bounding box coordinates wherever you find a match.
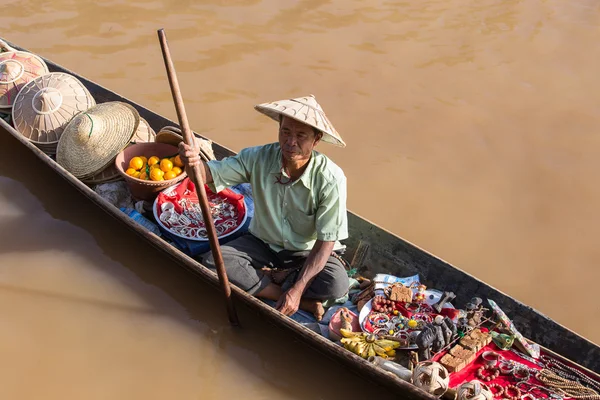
[1,39,598,397]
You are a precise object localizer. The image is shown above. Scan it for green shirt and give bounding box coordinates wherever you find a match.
[206,143,348,252]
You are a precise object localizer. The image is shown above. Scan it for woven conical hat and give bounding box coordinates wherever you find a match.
[0,39,49,109]
[12,72,96,152]
[254,94,345,148]
[82,117,154,184]
[56,101,139,179]
[130,117,155,144]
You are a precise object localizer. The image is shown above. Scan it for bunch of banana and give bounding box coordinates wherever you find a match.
[339,329,401,359]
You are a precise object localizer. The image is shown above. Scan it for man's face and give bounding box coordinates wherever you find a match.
[278,116,321,162]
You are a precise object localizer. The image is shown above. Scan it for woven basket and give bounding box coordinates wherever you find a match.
[115,142,187,201]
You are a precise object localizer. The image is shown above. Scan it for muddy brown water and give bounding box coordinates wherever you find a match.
[1,0,600,398]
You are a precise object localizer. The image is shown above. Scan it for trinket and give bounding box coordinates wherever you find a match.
[433,291,456,313]
[413,283,427,303]
[487,383,504,397]
[488,299,540,359]
[368,355,412,381]
[503,385,521,400]
[476,365,500,382]
[457,381,493,400]
[491,331,514,350]
[385,283,413,303]
[536,369,600,399]
[440,353,466,373]
[481,351,501,367]
[416,324,437,360]
[412,361,450,398]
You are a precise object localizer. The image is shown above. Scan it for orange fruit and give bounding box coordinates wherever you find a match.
[160,158,173,172]
[148,156,160,166]
[125,168,137,176]
[150,168,164,181]
[164,171,177,180]
[132,171,141,178]
[173,155,184,167]
[139,171,148,180]
[139,156,148,164]
[172,166,182,176]
[129,156,144,170]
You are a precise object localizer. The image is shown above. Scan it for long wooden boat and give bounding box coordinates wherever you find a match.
[1,39,598,398]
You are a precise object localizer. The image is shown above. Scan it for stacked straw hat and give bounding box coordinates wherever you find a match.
[0,39,49,110]
[56,101,140,180]
[12,72,96,156]
[254,94,346,148]
[82,117,156,185]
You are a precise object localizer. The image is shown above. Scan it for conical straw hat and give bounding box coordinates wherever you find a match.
[12,72,96,152]
[0,39,49,109]
[56,101,139,179]
[130,117,156,144]
[254,94,345,148]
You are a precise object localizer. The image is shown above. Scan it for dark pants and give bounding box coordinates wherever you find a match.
[200,234,349,301]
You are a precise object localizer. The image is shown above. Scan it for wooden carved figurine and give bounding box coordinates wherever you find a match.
[386,283,413,303]
[433,291,456,313]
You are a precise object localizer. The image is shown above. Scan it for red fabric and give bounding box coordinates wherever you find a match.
[155,178,246,235]
[432,342,543,388]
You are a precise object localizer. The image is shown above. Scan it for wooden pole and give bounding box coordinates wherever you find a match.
[157,28,240,327]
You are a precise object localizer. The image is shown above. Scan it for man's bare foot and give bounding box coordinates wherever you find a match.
[261,267,295,285]
[300,299,325,321]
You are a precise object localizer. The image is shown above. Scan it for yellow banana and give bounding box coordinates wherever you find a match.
[367,343,376,358]
[372,343,389,358]
[339,328,361,338]
[376,339,401,349]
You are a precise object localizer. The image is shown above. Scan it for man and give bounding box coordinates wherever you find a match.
[178,94,348,320]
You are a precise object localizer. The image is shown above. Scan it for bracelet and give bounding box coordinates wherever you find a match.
[476,365,500,382]
[499,360,515,375]
[487,383,504,397]
[481,351,501,367]
[367,313,390,328]
[513,366,531,382]
[504,385,521,400]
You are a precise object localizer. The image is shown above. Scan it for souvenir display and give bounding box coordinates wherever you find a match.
[0,39,49,109]
[153,177,247,241]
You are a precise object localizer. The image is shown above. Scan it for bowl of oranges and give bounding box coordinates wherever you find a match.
[115,142,188,201]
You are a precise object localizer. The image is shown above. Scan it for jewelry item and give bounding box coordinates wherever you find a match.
[503,385,521,400]
[487,383,504,397]
[513,366,531,383]
[481,351,501,367]
[536,369,600,399]
[476,365,500,382]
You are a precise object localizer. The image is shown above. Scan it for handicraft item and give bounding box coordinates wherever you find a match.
[13,72,96,156]
[0,39,49,109]
[56,101,138,179]
[385,282,413,303]
[412,361,450,397]
[83,117,155,185]
[368,355,412,381]
[488,299,540,358]
[457,381,493,400]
